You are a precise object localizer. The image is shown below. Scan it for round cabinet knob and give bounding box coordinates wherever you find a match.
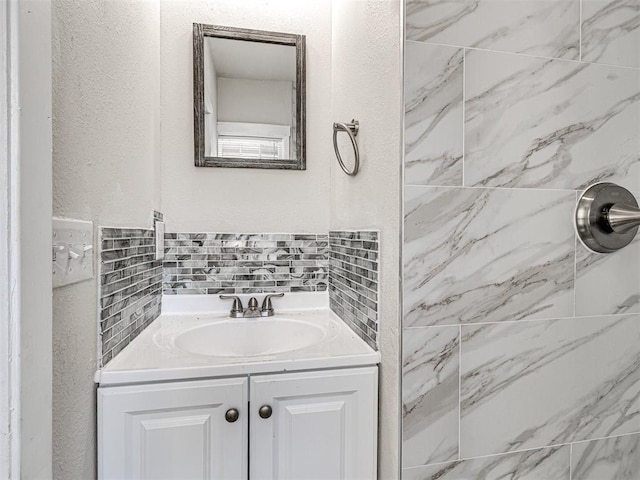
[258,405,272,419]
[225,408,239,423]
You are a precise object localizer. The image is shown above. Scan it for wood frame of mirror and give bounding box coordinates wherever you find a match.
[193,23,306,170]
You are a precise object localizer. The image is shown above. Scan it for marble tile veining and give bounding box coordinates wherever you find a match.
[582,0,640,69]
[402,445,570,480]
[572,433,640,480]
[405,42,463,186]
[460,315,640,458]
[576,234,640,317]
[403,326,459,467]
[404,187,575,327]
[465,50,640,190]
[406,0,580,60]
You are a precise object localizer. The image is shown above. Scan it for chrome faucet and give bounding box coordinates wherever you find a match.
[244,297,261,318]
[219,295,244,318]
[260,293,284,316]
[220,293,285,318]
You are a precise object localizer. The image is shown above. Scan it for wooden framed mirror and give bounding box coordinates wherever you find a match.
[193,24,306,170]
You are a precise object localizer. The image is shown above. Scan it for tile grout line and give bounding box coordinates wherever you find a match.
[100,286,163,325]
[573,191,578,318]
[458,324,462,461]
[423,434,617,469]
[408,427,640,471]
[403,309,640,329]
[101,233,155,240]
[571,429,640,445]
[101,253,158,266]
[330,270,378,294]
[407,40,640,71]
[103,311,160,360]
[404,301,640,330]
[579,0,583,62]
[330,262,379,281]
[101,295,161,335]
[404,184,584,193]
[404,40,640,71]
[569,442,573,480]
[101,263,162,285]
[330,278,378,311]
[461,47,466,188]
[101,243,156,253]
[100,268,163,299]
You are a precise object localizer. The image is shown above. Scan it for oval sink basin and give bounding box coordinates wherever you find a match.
[174,317,327,357]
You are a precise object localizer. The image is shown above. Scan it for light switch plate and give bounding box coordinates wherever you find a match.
[52,217,94,288]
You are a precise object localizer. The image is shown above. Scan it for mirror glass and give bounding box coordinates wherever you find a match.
[193,24,306,170]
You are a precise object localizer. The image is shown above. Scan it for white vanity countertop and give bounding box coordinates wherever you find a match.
[96,293,380,386]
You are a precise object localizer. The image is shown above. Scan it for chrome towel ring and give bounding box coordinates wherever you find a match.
[333,120,360,176]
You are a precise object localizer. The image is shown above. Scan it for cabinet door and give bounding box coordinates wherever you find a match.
[98,377,247,480]
[250,366,378,480]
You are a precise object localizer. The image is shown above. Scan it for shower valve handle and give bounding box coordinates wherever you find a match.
[576,182,640,253]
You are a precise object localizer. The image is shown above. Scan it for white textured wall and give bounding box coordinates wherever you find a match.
[203,39,218,156]
[217,78,292,125]
[52,0,161,478]
[160,0,332,233]
[330,2,402,478]
[51,2,402,478]
[15,1,53,477]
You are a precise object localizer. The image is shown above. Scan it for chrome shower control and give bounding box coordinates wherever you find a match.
[576,182,640,253]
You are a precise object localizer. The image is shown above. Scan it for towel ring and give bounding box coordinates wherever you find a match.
[333,120,360,176]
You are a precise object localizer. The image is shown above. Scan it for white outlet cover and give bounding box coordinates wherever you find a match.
[52,217,94,288]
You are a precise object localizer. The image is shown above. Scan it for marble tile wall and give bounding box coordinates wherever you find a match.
[403,1,640,478]
[99,227,162,366]
[328,230,379,349]
[572,433,640,479]
[163,233,329,294]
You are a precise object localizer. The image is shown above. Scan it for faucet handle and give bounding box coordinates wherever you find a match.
[220,295,244,317]
[261,293,284,316]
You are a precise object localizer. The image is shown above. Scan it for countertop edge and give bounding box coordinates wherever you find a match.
[96,351,380,386]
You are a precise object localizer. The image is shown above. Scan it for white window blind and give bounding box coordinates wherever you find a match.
[216,122,291,160]
[217,135,284,160]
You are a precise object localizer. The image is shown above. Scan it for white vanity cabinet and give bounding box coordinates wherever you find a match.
[98,366,378,480]
[98,377,249,480]
[250,367,378,480]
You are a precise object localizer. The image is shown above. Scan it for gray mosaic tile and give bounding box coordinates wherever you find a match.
[163,233,330,295]
[328,231,379,350]
[99,226,162,367]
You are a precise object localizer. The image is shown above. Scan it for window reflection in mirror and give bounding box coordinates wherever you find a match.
[204,37,296,161]
[193,24,306,170]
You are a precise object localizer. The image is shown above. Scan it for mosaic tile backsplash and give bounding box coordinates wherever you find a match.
[328,231,379,350]
[163,233,329,294]
[99,227,162,366]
